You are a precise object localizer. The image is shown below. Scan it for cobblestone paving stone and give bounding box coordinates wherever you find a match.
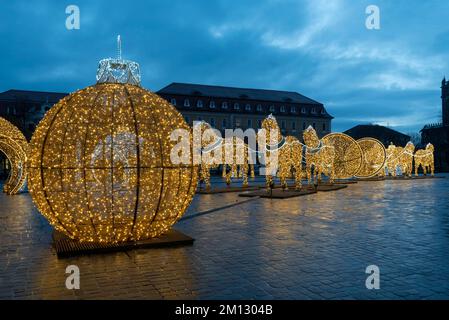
[1,177,449,299]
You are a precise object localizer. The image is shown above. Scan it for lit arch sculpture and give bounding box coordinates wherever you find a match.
[0,117,28,195]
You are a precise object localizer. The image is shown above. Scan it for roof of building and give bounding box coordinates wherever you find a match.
[0,89,68,104]
[344,124,410,142]
[157,82,323,105]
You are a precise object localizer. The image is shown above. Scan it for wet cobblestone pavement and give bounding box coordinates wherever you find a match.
[1,176,449,299]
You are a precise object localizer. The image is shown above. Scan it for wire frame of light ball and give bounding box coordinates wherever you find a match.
[28,84,198,243]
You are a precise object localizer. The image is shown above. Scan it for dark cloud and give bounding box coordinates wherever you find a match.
[1,0,448,134]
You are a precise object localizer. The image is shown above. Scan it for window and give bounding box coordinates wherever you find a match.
[247,119,252,128]
[291,106,297,113]
[245,104,251,111]
[301,107,306,114]
[323,123,326,131]
[269,105,275,112]
[258,119,262,128]
[235,118,241,127]
[303,122,306,130]
[222,119,227,128]
[311,107,317,114]
[321,108,326,115]
[197,100,203,108]
[292,122,296,130]
[234,103,240,110]
[210,101,216,109]
[313,122,316,129]
[281,120,286,130]
[257,104,262,112]
[170,98,177,106]
[222,102,228,109]
[210,118,215,127]
[280,105,286,113]
[185,116,190,124]
[184,99,190,107]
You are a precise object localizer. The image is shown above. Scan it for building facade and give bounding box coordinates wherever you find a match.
[420,78,449,172]
[0,89,67,140]
[0,89,67,177]
[157,83,333,138]
[0,84,333,177]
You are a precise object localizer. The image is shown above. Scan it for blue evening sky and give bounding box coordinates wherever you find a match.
[1,0,448,133]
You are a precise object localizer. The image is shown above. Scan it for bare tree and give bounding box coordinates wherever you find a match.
[407,132,422,146]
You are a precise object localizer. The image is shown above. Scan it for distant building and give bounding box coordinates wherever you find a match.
[420,78,449,172]
[0,89,67,140]
[0,89,67,177]
[0,84,333,177]
[157,82,333,138]
[344,124,410,147]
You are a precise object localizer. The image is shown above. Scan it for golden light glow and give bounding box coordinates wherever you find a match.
[303,126,335,184]
[385,142,415,177]
[322,133,362,180]
[195,121,253,189]
[221,136,251,187]
[260,115,282,190]
[414,143,434,176]
[0,117,28,195]
[385,143,398,176]
[281,136,303,190]
[28,83,198,243]
[355,138,386,178]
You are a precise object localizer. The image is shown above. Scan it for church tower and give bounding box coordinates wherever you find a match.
[443,77,449,126]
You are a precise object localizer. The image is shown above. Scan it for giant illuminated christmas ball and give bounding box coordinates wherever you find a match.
[28,43,198,243]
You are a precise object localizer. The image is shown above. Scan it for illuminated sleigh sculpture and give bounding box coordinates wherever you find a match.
[0,117,28,195]
[414,143,434,176]
[259,115,303,190]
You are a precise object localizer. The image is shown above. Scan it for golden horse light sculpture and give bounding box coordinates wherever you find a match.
[0,117,28,195]
[221,136,252,187]
[399,142,415,177]
[385,143,398,176]
[193,121,220,190]
[260,115,282,190]
[283,136,303,190]
[384,142,415,177]
[260,115,303,190]
[303,126,335,184]
[195,121,254,189]
[414,143,434,176]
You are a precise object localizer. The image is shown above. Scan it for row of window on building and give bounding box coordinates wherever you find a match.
[1,106,17,115]
[170,98,325,115]
[186,116,326,132]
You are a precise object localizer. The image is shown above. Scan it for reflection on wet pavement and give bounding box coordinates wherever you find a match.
[1,177,449,299]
